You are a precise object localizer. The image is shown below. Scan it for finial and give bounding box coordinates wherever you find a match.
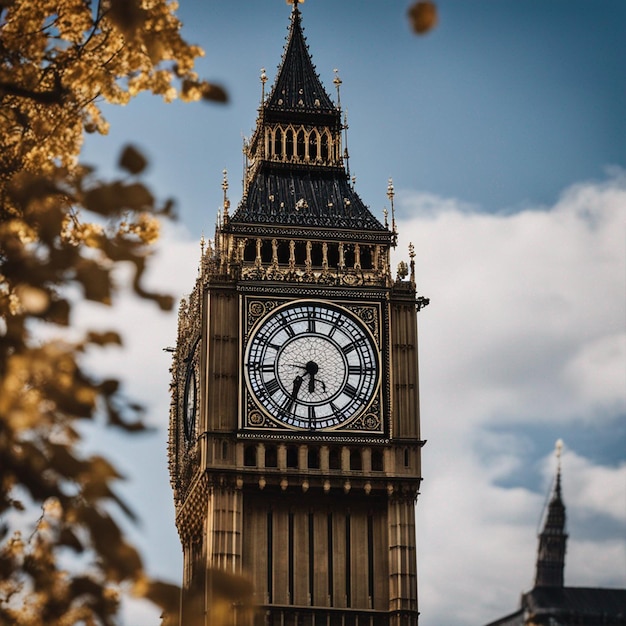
[222,169,230,222]
[333,68,342,107]
[260,67,267,102]
[409,242,416,285]
[342,109,350,176]
[199,233,206,278]
[383,207,389,228]
[387,178,397,235]
[555,438,563,483]
[287,0,304,10]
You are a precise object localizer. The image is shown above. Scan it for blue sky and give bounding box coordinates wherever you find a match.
[78,2,626,625]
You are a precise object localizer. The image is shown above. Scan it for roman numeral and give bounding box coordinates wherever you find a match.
[342,337,367,354]
[265,378,281,396]
[344,382,359,398]
[250,362,274,372]
[281,396,296,414]
[327,315,345,338]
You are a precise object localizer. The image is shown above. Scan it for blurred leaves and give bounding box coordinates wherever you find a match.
[0,0,228,623]
[408,1,438,35]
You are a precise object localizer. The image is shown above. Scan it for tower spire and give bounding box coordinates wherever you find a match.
[535,439,568,588]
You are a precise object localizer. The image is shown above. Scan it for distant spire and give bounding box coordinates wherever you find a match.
[222,169,230,223]
[534,440,568,588]
[409,242,416,285]
[260,67,267,102]
[387,178,397,240]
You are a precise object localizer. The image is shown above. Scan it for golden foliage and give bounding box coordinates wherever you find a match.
[0,0,227,623]
[408,1,438,35]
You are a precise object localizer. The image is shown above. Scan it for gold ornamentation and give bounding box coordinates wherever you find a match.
[248,411,264,426]
[364,414,380,430]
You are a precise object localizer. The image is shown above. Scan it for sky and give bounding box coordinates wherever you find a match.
[76,2,626,625]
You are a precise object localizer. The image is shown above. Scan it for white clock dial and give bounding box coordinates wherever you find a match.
[245,301,379,430]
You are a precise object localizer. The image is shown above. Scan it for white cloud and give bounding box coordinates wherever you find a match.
[555,449,626,523]
[394,172,626,625]
[563,333,626,413]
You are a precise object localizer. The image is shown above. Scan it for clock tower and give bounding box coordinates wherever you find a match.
[168,4,428,625]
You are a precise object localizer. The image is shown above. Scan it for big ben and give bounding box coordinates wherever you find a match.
[168,3,427,625]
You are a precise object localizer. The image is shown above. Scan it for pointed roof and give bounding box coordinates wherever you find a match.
[539,442,567,538]
[265,4,335,114]
[535,441,568,588]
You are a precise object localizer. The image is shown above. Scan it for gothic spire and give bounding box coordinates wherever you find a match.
[265,1,335,114]
[534,440,568,588]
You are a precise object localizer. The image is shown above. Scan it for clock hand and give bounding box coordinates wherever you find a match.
[282,374,304,415]
[315,378,326,393]
[291,374,304,398]
[305,361,321,393]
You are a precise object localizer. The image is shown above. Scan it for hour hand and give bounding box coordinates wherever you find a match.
[291,374,304,399]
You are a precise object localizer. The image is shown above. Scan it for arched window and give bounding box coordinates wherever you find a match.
[294,241,307,265]
[308,131,319,160]
[344,245,355,268]
[265,445,278,468]
[286,445,299,468]
[243,239,256,262]
[244,445,257,467]
[285,128,294,159]
[329,448,341,470]
[327,243,339,269]
[361,246,373,270]
[350,449,362,471]
[260,239,273,263]
[311,243,323,267]
[320,131,329,161]
[277,240,290,264]
[371,450,384,472]
[274,127,283,158]
[297,129,306,160]
[307,447,320,470]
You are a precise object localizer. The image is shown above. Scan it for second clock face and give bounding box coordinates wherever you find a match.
[183,363,197,444]
[245,301,379,430]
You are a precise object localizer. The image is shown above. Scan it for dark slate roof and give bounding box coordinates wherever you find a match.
[266,5,336,114]
[483,588,626,626]
[523,587,626,620]
[230,164,387,234]
[483,609,524,626]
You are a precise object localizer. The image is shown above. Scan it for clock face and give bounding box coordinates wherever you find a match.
[183,365,197,443]
[245,301,379,430]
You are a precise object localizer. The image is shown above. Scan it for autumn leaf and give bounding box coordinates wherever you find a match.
[119,145,148,175]
[408,1,438,35]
